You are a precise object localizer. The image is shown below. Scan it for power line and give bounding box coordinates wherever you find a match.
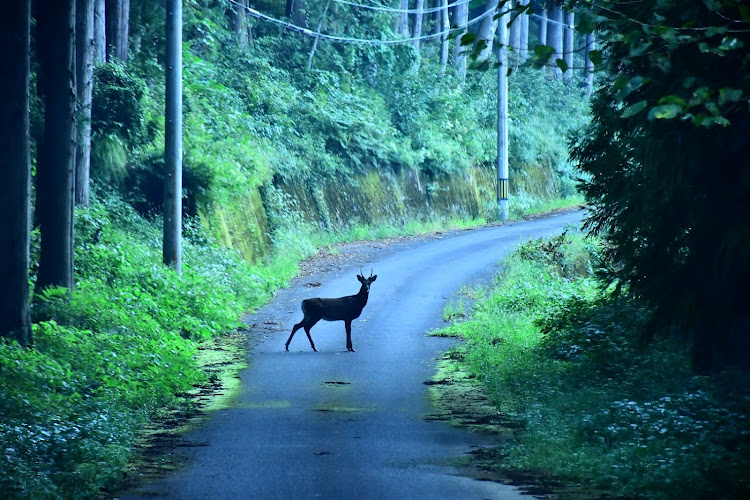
[226,0,494,45]
[331,0,473,15]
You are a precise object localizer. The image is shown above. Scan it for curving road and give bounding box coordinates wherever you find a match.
[120,210,582,499]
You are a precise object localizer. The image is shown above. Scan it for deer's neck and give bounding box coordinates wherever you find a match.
[357,285,370,306]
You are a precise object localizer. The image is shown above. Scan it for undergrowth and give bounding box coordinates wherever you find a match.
[438,231,750,498]
[0,191,279,498]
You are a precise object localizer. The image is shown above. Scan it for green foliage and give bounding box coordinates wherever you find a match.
[439,233,750,498]
[91,62,152,149]
[571,0,750,370]
[0,190,273,497]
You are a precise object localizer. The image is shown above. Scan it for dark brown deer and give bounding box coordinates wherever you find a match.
[285,271,377,352]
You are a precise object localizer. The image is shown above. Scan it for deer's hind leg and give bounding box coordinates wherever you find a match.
[304,325,318,352]
[285,322,304,351]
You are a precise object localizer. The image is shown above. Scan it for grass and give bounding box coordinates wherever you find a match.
[437,231,750,498]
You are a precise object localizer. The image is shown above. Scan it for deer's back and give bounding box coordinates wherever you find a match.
[302,295,365,322]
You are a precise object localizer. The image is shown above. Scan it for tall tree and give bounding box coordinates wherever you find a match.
[439,0,449,73]
[0,0,32,346]
[474,0,499,66]
[572,0,750,371]
[548,6,563,76]
[413,0,425,55]
[229,0,250,46]
[35,0,76,293]
[583,32,595,94]
[287,0,308,28]
[75,0,95,207]
[105,0,130,62]
[538,7,548,47]
[452,0,468,80]
[509,0,521,66]
[519,0,529,63]
[397,0,409,37]
[164,0,183,274]
[94,0,106,63]
[563,11,575,78]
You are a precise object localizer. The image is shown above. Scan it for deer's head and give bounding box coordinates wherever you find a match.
[357,269,377,293]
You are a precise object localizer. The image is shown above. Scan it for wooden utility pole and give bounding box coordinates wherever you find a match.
[497,5,509,221]
[164,0,182,274]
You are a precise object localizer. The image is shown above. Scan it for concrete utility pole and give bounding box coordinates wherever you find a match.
[497,6,510,221]
[164,0,182,274]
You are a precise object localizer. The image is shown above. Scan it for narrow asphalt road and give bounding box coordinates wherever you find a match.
[121,210,583,499]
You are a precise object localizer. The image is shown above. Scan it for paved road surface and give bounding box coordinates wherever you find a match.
[121,210,582,499]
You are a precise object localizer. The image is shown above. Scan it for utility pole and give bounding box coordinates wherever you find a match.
[164,0,182,274]
[497,7,510,221]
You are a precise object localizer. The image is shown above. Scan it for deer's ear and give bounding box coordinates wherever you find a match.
[371,275,377,281]
[357,275,364,282]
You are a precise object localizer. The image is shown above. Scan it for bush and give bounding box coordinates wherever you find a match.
[439,232,750,498]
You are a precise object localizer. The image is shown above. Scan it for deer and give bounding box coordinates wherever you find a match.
[285,270,377,352]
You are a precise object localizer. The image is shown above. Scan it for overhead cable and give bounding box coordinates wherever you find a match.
[226,0,494,45]
[331,0,473,15]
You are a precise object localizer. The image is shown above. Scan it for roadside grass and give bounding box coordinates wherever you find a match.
[437,231,750,498]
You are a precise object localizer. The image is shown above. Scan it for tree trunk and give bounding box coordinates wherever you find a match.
[0,0,32,346]
[75,0,95,207]
[474,0,498,66]
[399,0,409,37]
[35,0,76,293]
[538,8,547,46]
[130,0,142,55]
[549,6,564,76]
[230,0,249,46]
[519,0,529,63]
[509,0,521,66]
[439,0,449,74]
[413,0,424,53]
[94,0,106,63]
[452,1,468,80]
[497,7,509,221]
[289,0,308,28]
[164,0,182,274]
[563,11,575,79]
[584,32,595,95]
[105,0,129,62]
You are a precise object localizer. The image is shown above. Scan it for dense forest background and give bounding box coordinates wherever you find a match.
[1,0,749,497]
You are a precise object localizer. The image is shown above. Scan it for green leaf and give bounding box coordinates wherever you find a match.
[681,77,696,88]
[575,9,603,35]
[629,41,652,57]
[705,26,727,37]
[705,100,720,116]
[587,50,603,66]
[616,76,646,100]
[718,88,743,106]
[719,37,744,51]
[531,44,556,68]
[658,95,687,107]
[460,32,476,46]
[556,58,569,72]
[621,100,648,118]
[647,104,682,120]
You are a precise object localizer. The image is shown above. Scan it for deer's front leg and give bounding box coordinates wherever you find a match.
[345,320,354,352]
